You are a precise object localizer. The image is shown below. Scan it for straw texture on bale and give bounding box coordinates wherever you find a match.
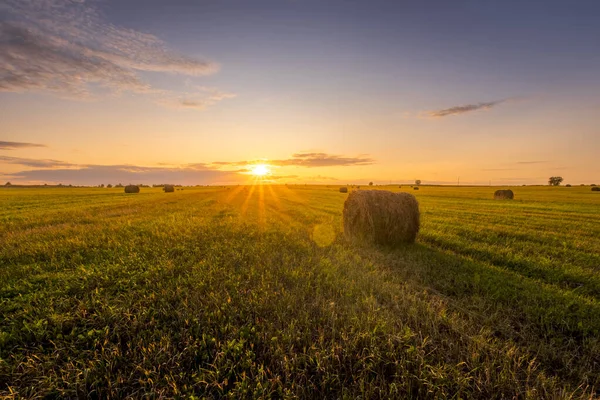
[339,187,348,193]
[124,185,140,193]
[343,190,420,245]
[592,187,600,192]
[494,189,514,200]
[163,185,175,193]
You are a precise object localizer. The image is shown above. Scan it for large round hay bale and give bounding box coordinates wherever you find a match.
[592,187,600,192]
[494,189,514,200]
[343,190,420,245]
[163,184,175,193]
[339,187,348,193]
[124,185,140,193]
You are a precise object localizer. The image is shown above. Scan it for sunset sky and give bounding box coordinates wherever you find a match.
[1,0,599,185]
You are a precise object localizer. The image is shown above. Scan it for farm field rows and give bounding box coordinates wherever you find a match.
[1,185,599,398]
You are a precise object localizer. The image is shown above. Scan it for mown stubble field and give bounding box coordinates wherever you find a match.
[1,185,599,398]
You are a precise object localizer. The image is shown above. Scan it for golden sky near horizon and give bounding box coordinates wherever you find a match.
[1,0,599,185]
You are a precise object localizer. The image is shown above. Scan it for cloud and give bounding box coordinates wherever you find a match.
[163,88,237,110]
[306,175,339,181]
[0,0,231,109]
[0,155,74,168]
[214,153,375,168]
[516,161,548,165]
[426,99,505,118]
[267,174,298,180]
[3,163,247,186]
[0,141,46,150]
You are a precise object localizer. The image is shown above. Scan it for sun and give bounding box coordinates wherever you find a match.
[250,164,271,177]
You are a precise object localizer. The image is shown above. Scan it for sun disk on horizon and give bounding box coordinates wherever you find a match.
[250,164,271,177]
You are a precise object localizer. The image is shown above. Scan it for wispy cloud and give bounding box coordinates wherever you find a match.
[0,155,73,168]
[306,175,339,181]
[0,0,232,109]
[0,141,46,150]
[214,153,375,168]
[516,161,548,165]
[164,87,237,110]
[268,174,298,180]
[426,99,506,118]
[2,163,247,185]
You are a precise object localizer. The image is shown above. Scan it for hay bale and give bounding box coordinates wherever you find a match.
[494,189,514,200]
[339,187,348,193]
[163,185,175,193]
[124,185,140,193]
[413,187,419,190]
[592,187,600,192]
[343,190,420,245]
[566,184,572,187]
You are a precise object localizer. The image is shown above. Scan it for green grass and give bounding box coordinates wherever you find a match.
[1,185,599,398]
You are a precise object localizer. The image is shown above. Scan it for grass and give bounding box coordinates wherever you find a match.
[1,185,599,398]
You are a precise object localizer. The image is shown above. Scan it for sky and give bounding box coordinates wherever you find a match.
[1,0,599,185]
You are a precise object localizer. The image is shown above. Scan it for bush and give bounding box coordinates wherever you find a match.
[592,187,600,192]
[548,176,563,186]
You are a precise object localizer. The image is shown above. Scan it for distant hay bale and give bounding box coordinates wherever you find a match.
[494,189,514,200]
[339,187,348,193]
[566,184,572,187]
[413,187,419,190]
[124,185,140,194]
[163,185,175,193]
[343,190,420,245]
[592,187,600,192]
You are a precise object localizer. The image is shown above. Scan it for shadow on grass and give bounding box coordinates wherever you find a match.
[343,238,600,390]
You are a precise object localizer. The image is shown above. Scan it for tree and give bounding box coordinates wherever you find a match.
[369,182,373,186]
[107,184,113,188]
[4,182,11,186]
[415,179,422,186]
[548,176,563,186]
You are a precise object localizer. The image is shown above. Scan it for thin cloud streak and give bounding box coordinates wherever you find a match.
[214,153,375,168]
[3,164,247,186]
[0,141,46,150]
[0,155,73,168]
[0,0,232,109]
[427,99,506,118]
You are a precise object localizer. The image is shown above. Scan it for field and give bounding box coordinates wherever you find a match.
[1,185,599,398]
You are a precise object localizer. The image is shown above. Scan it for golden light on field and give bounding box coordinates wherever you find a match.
[250,164,271,177]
